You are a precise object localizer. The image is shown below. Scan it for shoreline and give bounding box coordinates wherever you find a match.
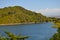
[0,21,49,26]
[0,22,42,26]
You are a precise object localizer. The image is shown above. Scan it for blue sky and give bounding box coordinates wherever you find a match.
[0,0,60,11]
[0,0,60,17]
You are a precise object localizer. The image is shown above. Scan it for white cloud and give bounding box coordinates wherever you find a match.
[38,8,60,17]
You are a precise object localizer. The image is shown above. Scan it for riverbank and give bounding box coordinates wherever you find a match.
[0,22,42,26]
[53,22,60,28]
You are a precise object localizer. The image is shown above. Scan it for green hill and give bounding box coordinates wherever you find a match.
[0,6,48,25]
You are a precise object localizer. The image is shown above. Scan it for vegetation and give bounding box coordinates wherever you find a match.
[48,17,60,23]
[0,31,29,40]
[50,28,60,40]
[50,22,60,40]
[0,6,48,25]
[1,6,60,40]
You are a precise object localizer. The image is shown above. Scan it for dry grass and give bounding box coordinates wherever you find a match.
[53,22,60,28]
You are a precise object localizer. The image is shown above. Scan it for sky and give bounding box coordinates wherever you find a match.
[0,0,60,17]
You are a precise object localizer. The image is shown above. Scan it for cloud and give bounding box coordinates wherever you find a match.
[38,8,60,17]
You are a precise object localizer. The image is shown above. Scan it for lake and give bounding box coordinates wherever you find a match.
[0,23,57,40]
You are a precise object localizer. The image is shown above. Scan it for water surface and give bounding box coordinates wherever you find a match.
[0,23,57,40]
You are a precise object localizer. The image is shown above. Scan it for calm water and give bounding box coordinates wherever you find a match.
[0,23,57,40]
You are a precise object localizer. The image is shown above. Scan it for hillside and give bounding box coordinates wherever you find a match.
[0,6,48,25]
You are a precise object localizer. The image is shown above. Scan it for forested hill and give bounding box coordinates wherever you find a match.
[0,6,48,24]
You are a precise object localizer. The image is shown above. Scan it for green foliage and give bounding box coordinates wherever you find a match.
[50,21,60,40]
[50,28,60,40]
[0,6,48,24]
[0,31,29,40]
[48,17,60,23]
